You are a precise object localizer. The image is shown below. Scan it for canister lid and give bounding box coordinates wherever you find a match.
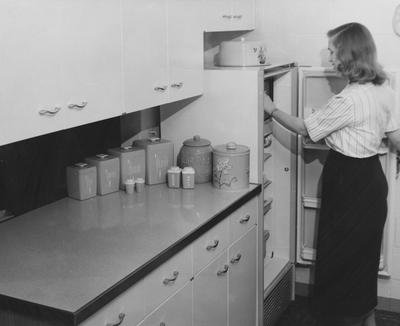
[168,166,182,173]
[183,135,211,147]
[68,162,95,172]
[213,142,250,155]
[182,167,195,174]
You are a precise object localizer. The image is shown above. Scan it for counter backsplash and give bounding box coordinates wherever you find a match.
[0,117,121,217]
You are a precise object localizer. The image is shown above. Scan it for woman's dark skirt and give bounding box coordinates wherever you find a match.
[311,150,388,324]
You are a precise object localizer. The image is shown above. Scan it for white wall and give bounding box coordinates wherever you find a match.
[252,0,400,70]
[250,0,400,301]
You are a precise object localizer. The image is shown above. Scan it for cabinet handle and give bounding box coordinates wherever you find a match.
[230,253,242,264]
[68,101,88,110]
[206,239,219,251]
[239,214,251,224]
[217,264,229,276]
[38,107,61,116]
[106,313,125,326]
[222,14,232,19]
[160,323,166,326]
[171,82,183,89]
[154,86,168,92]
[233,15,243,19]
[163,271,179,285]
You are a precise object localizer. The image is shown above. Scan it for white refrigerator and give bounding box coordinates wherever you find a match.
[160,63,399,325]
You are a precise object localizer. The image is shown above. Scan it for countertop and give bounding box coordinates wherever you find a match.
[0,182,260,324]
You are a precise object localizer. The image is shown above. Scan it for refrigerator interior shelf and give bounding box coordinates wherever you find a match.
[302,196,320,208]
[263,197,273,215]
[263,176,272,189]
[300,247,316,262]
[264,152,272,162]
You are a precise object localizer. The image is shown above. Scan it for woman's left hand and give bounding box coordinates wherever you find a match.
[264,93,277,115]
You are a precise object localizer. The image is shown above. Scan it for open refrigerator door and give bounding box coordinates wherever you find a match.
[296,66,400,279]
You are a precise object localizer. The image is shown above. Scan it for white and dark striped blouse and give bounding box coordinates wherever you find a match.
[304,82,399,158]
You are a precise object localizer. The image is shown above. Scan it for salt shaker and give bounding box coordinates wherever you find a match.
[167,166,182,188]
[182,167,195,189]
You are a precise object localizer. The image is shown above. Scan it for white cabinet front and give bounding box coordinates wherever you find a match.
[228,226,257,326]
[193,250,229,326]
[122,0,203,114]
[202,0,255,32]
[138,282,193,326]
[0,0,123,146]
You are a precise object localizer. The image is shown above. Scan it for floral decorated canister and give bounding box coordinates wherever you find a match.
[179,135,213,184]
[212,142,249,190]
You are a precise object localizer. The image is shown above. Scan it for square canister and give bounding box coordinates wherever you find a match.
[133,137,174,185]
[85,154,120,195]
[66,162,97,200]
[107,146,145,189]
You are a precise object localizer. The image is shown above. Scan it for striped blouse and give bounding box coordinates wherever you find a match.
[304,82,399,158]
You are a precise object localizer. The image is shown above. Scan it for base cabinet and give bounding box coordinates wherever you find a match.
[228,227,257,326]
[193,226,257,326]
[138,282,193,326]
[193,251,229,326]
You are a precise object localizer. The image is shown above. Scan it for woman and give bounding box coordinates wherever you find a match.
[264,22,400,326]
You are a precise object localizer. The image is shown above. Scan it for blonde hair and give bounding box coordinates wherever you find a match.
[327,23,387,85]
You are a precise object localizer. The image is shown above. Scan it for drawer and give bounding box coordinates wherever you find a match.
[229,197,258,243]
[79,279,146,326]
[144,244,192,315]
[193,218,229,275]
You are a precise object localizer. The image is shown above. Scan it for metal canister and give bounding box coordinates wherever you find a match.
[178,135,212,184]
[212,142,249,190]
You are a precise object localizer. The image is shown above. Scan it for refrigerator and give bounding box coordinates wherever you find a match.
[160,63,399,325]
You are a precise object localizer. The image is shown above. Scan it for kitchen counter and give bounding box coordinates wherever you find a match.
[0,183,260,325]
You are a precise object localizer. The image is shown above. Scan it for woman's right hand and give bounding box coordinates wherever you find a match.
[264,93,277,116]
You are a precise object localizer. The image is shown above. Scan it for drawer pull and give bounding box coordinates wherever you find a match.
[233,15,243,19]
[163,271,179,285]
[106,313,125,326]
[206,239,219,251]
[171,82,183,89]
[222,14,232,19]
[217,264,229,276]
[154,86,168,92]
[38,107,61,116]
[68,101,88,110]
[160,323,166,326]
[230,253,242,264]
[240,214,251,224]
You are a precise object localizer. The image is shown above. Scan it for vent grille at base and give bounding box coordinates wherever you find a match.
[263,266,293,325]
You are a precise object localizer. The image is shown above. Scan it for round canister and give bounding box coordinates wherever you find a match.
[212,142,249,190]
[178,135,212,184]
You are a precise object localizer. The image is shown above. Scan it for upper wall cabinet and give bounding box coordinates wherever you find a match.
[122,0,203,114]
[0,0,123,146]
[202,0,255,32]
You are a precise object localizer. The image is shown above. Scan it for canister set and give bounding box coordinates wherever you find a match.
[66,135,250,201]
[176,135,250,191]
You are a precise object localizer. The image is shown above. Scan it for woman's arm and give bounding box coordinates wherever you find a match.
[387,129,400,151]
[264,93,309,136]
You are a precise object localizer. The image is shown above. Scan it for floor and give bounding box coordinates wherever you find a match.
[275,296,400,326]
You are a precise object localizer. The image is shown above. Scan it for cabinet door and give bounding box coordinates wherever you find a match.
[202,0,233,32]
[138,282,193,326]
[0,0,65,145]
[59,0,123,128]
[80,280,146,326]
[228,227,257,326]
[193,251,228,326]
[168,0,203,103]
[122,0,169,113]
[202,0,255,32]
[231,0,255,30]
